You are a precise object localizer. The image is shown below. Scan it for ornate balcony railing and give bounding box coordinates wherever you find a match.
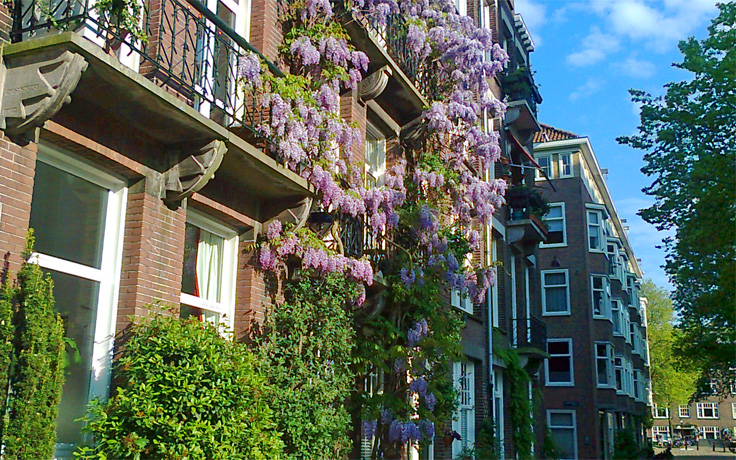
[12,0,276,147]
[339,214,390,271]
[511,315,546,351]
[506,185,547,223]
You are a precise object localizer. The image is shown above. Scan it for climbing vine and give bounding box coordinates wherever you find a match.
[237,0,510,455]
[495,348,536,460]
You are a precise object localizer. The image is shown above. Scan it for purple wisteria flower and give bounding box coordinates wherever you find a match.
[266,220,282,240]
[424,392,437,411]
[238,52,262,87]
[290,36,321,67]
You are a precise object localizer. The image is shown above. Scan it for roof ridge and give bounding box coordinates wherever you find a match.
[535,124,581,143]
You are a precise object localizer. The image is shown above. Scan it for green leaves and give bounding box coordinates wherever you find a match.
[618,2,736,390]
[77,314,284,459]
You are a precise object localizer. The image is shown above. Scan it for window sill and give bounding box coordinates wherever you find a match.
[540,243,568,249]
[546,383,574,387]
[543,311,571,317]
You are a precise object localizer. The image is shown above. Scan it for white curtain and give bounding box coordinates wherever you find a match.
[196,228,223,303]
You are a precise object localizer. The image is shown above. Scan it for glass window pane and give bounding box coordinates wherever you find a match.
[547,206,562,219]
[550,412,573,427]
[545,286,567,312]
[545,273,565,285]
[30,161,108,268]
[551,428,575,458]
[182,224,201,296]
[548,341,569,355]
[45,269,101,447]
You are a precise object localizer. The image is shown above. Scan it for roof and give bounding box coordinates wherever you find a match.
[534,124,580,143]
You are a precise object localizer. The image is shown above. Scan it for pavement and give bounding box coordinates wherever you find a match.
[655,446,736,458]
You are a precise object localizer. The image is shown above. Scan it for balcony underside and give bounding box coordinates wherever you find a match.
[338,12,427,125]
[507,216,547,245]
[3,32,311,220]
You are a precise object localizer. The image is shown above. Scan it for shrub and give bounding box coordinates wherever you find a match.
[0,232,66,460]
[613,429,641,459]
[76,313,283,459]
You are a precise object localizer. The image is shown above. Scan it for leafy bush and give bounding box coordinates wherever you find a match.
[613,429,641,459]
[0,232,66,460]
[76,313,283,459]
[541,428,561,460]
[256,272,360,459]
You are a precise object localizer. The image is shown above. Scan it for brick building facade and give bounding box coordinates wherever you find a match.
[533,125,652,460]
[0,0,549,458]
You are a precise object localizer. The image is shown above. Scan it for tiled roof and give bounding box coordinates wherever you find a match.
[534,124,580,143]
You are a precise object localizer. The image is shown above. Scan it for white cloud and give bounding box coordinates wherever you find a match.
[569,77,604,101]
[591,0,718,52]
[566,26,620,67]
[612,57,656,78]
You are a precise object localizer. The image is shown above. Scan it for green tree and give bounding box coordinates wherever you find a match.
[618,3,736,390]
[641,280,698,433]
[0,232,66,459]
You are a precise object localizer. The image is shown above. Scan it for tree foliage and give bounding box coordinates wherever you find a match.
[77,313,283,460]
[618,3,736,389]
[0,232,66,459]
[641,280,698,410]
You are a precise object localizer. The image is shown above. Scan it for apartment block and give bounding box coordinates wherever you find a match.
[652,390,736,442]
[533,125,652,460]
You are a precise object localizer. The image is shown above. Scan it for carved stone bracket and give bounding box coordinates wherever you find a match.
[164,139,227,205]
[0,49,88,144]
[359,65,392,102]
[264,196,313,232]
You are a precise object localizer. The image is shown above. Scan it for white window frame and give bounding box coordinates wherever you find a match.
[454,0,467,15]
[547,410,577,460]
[595,342,614,388]
[652,426,670,440]
[731,402,736,419]
[611,299,623,335]
[591,275,610,320]
[536,154,552,180]
[492,369,505,459]
[452,361,475,458]
[30,144,127,456]
[180,210,238,331]
[696,402,719,419]
[679,405,691,418]
[365,121,387,188]
[541,269,570,316]
[558,152,573,178]
[451,288,474,315]
[545,338,574,387]
[540,202,567,248]
[652,404,669,419]
[586,209,605,252]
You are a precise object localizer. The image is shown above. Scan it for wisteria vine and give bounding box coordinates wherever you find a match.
[237,0,509,454]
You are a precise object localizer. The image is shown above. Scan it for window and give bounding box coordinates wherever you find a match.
[454,0,467,15]
[652,426,670,441]
[558,153,572,178]
[611,300,622,335]
[633,371,640,399]
[180,211,238,329]
[546,339,574,386]
[731,402,736,419]
[653,404,669,419]
[542,270,570,315]
[536,155,552,180]
[28,145,127,456]
[702,426,720,439]
[361,368,384,459]
[679,405,691,418]
[365,123,386,189]
[614,356,624,393]
[587,209,604,251]
[696,402,719,419]
[493,370,505,459]
[628,320,635,345]
[452,361,475,457]
[591,275,610,319]
[595,343,613,387]
[547,411,577,460]
[541,203,566,247]
[451,288,474,314]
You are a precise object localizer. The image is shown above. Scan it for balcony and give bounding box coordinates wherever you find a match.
[333,1,427,125]
[511,315,548,370]
[500,66,542,116]
[7,0,310,218]
[505,186,548,245]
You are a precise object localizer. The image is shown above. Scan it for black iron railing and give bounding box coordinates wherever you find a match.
[511,315,546,350]
[339,214,390,268]
[12,0,276,143]
[506,186,547,223]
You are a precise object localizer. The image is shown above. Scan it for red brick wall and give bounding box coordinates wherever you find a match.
[250,0,282,63]
[116,182,186,333]
[0,135,36,278]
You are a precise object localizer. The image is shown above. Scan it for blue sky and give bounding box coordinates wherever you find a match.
[514,0,719,290]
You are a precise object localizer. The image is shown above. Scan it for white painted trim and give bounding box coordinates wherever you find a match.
[545,338,574,387]
[540,202,567,248]
[547,409,578,460]
[541,269,570,316]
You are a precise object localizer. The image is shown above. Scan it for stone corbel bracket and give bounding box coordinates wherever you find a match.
[359,65,392,102]
[0,49,88,144]
[164,139,227,206]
